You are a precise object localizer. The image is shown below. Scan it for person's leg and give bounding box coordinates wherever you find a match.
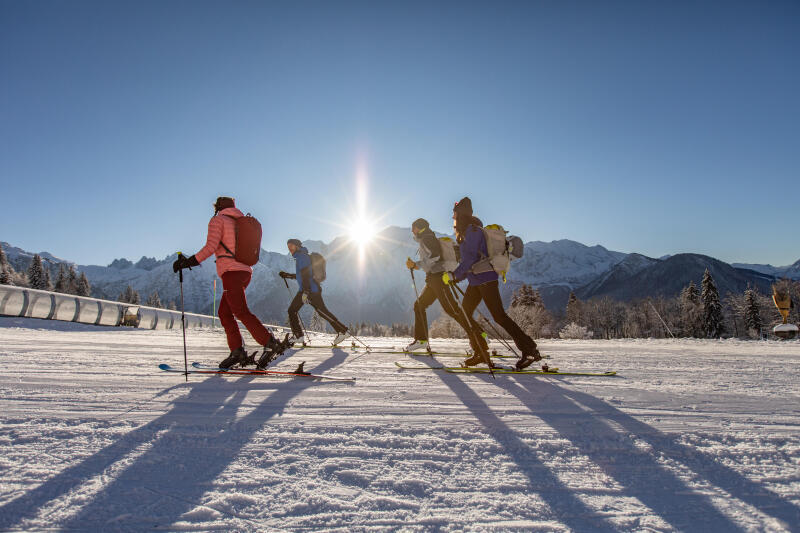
[460,284,484,336]
[217,281,242,351]
[434,278,487,352]
[479,280,537,354]
[309,291,347,333]
[413,283,437,340]
[222,271,273,346]
[287,291,305,338]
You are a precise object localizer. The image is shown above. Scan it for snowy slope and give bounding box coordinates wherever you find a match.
[1,317,798,531]
[733,259,800,280]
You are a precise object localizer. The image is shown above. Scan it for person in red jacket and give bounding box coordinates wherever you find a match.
[173,196,284,369]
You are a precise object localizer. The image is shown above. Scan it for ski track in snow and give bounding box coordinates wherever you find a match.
[0,317,799,532]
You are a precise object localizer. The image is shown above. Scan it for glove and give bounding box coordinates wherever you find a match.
[173,254,199,273]
[442,271,455,285]
[279,271,289,278]
[302,291,310,304]
[406,257,417,270]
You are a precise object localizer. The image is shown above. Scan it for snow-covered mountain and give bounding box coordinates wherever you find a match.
[4,233,796,324]
[732,259,800,281]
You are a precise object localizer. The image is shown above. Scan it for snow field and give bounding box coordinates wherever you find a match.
[0,317,799,531]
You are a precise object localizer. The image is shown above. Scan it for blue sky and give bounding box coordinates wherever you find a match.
[1,1,798,266]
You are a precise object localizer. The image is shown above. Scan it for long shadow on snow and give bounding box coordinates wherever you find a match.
[429,365,619,532]
[508,377,799,531]
[0,349,352,531]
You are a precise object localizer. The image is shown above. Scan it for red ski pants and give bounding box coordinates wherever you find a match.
[218,271,272,350]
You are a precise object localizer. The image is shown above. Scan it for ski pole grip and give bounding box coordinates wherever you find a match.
[177,252,184,283]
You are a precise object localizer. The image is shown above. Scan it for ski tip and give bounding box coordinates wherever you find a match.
[158,363,171,370]
[191,362,202,368]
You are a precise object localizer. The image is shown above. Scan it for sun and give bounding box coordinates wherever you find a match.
[349,217,377,246]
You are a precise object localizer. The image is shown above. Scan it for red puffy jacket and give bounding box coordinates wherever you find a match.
[195,207,252,277]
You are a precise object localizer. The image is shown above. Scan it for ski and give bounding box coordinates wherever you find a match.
[158,363,355,381]
[190,362,355,381]
[393,361,615,376]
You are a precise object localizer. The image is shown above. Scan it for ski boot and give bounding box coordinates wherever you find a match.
[256,333,290,370]
[515,348,543,371]
[219,347,247,370]
[332,330,350,346]
[404,339,429,352]
[461,348,493,368]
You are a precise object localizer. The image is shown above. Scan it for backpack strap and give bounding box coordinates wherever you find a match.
[217,214,239,259]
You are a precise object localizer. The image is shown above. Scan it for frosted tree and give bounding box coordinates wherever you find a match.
[67,265,78,294]
[54,264,69,293]
[743,287,762,338]
[145,290,162,308]
[168,300,177,311]
[308,310,327,333]
[701,268,724,338]
[27,254,48,290]
[118,285,140,304]
[566,292,582,324]
[508,284,551,338]
[43,266,53,291]
[0,245,12,285]
[680,281,702,337]
[75,272,91,296]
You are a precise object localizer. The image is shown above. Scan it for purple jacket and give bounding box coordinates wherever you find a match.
[453,225,498,286]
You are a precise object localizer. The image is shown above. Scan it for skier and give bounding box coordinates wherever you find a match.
[279,239,350,346]
[404,218,489,357]
[443,197,541,370]
[172,196,285,369]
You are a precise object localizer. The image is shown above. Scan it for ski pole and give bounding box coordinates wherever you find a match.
[446,281,494,378]
[409,266,433,354]
[282,276,310,344]
[177,252,188,382]
[450,282,519,358]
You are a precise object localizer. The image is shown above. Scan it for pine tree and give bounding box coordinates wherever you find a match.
[701,269,724,338]
[118,285,140,304]
[168,301,177,311]
[67,265,78,294]
[744,287,762,338]
[75,272,91,296]
[566,292,582,324]
[680,281,702,337]
[43,266,53,291]
[145,290,162,308]
[510,284,542,308]
[27,254,48,290]
[0,244,11,285]
[54,264,69,293]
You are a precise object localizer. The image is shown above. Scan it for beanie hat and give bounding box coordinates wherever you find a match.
[453,196,473,217]
[287,238,302,247]
[214,196,235,213]
[411,218,429,231]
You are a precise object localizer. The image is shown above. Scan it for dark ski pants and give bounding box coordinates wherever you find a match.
[218,271,273,351]
[288,289,347,338]
[414,274,488,353]
[461,280,538,355]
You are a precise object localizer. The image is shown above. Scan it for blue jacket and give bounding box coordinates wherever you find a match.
[453,225,498,286]
[293,247,320,293]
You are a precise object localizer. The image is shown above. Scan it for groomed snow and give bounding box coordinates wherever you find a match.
[1,316,799,531]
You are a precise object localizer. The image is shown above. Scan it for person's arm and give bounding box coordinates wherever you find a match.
[296,253,312,292]
[195,217,223,263]
[452,229,478,281]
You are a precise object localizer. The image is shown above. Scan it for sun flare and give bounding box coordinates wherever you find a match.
[349,217,377,246]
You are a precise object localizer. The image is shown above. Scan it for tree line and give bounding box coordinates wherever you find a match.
[430,269,799,341]
[0,245,91,296]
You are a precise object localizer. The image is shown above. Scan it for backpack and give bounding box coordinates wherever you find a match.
[470,224,524,282]
[220,213,262,266]
[438,237,459,272]
[310,252,326,283]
